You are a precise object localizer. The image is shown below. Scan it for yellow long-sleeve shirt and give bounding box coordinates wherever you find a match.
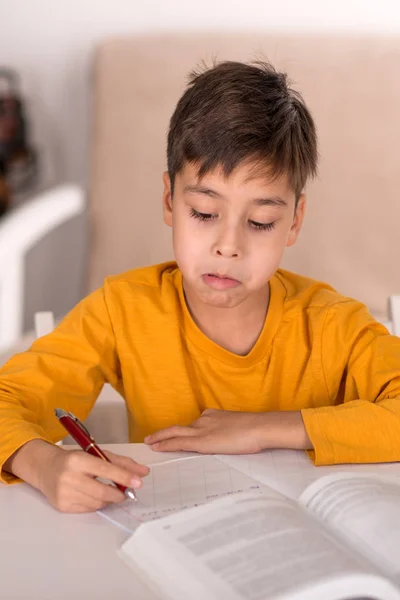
[1,261,400,483]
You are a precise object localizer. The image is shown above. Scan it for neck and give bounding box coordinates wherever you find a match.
[183,283,270,356]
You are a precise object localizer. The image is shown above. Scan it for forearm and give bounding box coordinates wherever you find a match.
[260,411,313,451]
[302,397,400,465]
[3,439,62,490]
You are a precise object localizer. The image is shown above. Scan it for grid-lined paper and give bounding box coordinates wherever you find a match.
[99,455,266,533]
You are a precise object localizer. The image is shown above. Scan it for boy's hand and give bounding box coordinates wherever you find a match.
[145,409,312,454]
[39,448,150,513]
[5,439,150,513]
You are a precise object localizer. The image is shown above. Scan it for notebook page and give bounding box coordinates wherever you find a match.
[99,455,267,533]
[300,473,400,584]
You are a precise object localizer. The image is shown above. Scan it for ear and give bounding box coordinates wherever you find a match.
[162,171,173,227]
[286,194,306,247]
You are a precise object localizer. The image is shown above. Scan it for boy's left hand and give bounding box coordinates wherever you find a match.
[144,409,312,454]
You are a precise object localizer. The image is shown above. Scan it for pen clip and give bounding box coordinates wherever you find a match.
[68,411,94,441]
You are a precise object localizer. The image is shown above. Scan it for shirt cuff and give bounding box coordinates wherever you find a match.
[301,408,338,466]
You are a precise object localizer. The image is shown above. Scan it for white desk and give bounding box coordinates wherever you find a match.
[2,444,400,600]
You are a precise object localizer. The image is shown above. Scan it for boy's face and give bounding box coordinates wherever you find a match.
[162,161,305,310]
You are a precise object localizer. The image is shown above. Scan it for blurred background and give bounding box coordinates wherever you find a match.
[1,0,400,354]
[2,0,399,189]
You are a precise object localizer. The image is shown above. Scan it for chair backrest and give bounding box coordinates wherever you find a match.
[389,296,400,337]
[0,185,86,351]
[90,34,400,322]
[34,311,55,338]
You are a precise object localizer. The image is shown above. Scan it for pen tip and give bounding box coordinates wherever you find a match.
[125,489,137,501]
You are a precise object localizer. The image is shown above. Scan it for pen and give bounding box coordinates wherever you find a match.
[54,408,137,501]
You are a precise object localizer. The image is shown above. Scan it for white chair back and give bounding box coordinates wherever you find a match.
[34,312,55,338]
[0,185,85,352]
[389,296,400,337]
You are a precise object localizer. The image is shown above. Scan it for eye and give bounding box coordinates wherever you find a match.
[249,220,276,232]
[190,208,217,222]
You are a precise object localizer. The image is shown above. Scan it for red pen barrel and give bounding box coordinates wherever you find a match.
[56,409,137,500]
[59,415,109,461]
[85,444,109,461]
[58,415,93,450]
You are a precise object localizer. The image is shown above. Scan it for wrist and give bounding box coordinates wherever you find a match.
[4,439,62,490]
[258,411,313,451]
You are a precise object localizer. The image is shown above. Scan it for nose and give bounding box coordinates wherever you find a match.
[212,223,242,259]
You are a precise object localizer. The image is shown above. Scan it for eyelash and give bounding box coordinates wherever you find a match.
[189,208,276,232]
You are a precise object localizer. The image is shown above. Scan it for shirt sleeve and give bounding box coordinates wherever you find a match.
[0,285,120,483]
[301,300,400,465]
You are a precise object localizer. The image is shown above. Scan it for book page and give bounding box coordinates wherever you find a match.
[120,491,398,600]
[99,455,267,533]
[218,450,400,500]
[300,473,400,585]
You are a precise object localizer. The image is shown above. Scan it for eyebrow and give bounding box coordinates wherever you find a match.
[183,185,288,208]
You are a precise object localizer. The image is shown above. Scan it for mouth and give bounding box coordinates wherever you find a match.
[202,273,241,290]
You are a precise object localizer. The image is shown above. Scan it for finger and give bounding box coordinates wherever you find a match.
[53,478,121,513]
[144,426,195,445]
[67,490,110,513]
[151,436,206,453]
[71,472,127,505]
[66,451,143,489]
[103,451,150,476]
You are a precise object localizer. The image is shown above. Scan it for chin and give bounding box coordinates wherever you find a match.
[197,287,245,309]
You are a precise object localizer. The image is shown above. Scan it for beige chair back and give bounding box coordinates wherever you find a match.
[90,34,400,320]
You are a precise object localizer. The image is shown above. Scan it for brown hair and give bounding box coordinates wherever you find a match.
[167,60,318,201]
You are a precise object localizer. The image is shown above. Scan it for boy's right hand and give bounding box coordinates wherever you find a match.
[4,439,149,513]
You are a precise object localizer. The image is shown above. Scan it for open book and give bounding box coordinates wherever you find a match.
[104,455,400,600]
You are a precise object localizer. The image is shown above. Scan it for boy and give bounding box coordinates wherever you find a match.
[1,60,400,514]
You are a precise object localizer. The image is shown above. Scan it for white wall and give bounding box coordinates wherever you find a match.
[1,0,400,189]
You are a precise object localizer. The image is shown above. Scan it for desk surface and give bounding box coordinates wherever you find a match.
[2,444,400,600]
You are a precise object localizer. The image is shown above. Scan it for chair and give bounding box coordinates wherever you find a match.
[0,184,86,352]
[389,296,400,337]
